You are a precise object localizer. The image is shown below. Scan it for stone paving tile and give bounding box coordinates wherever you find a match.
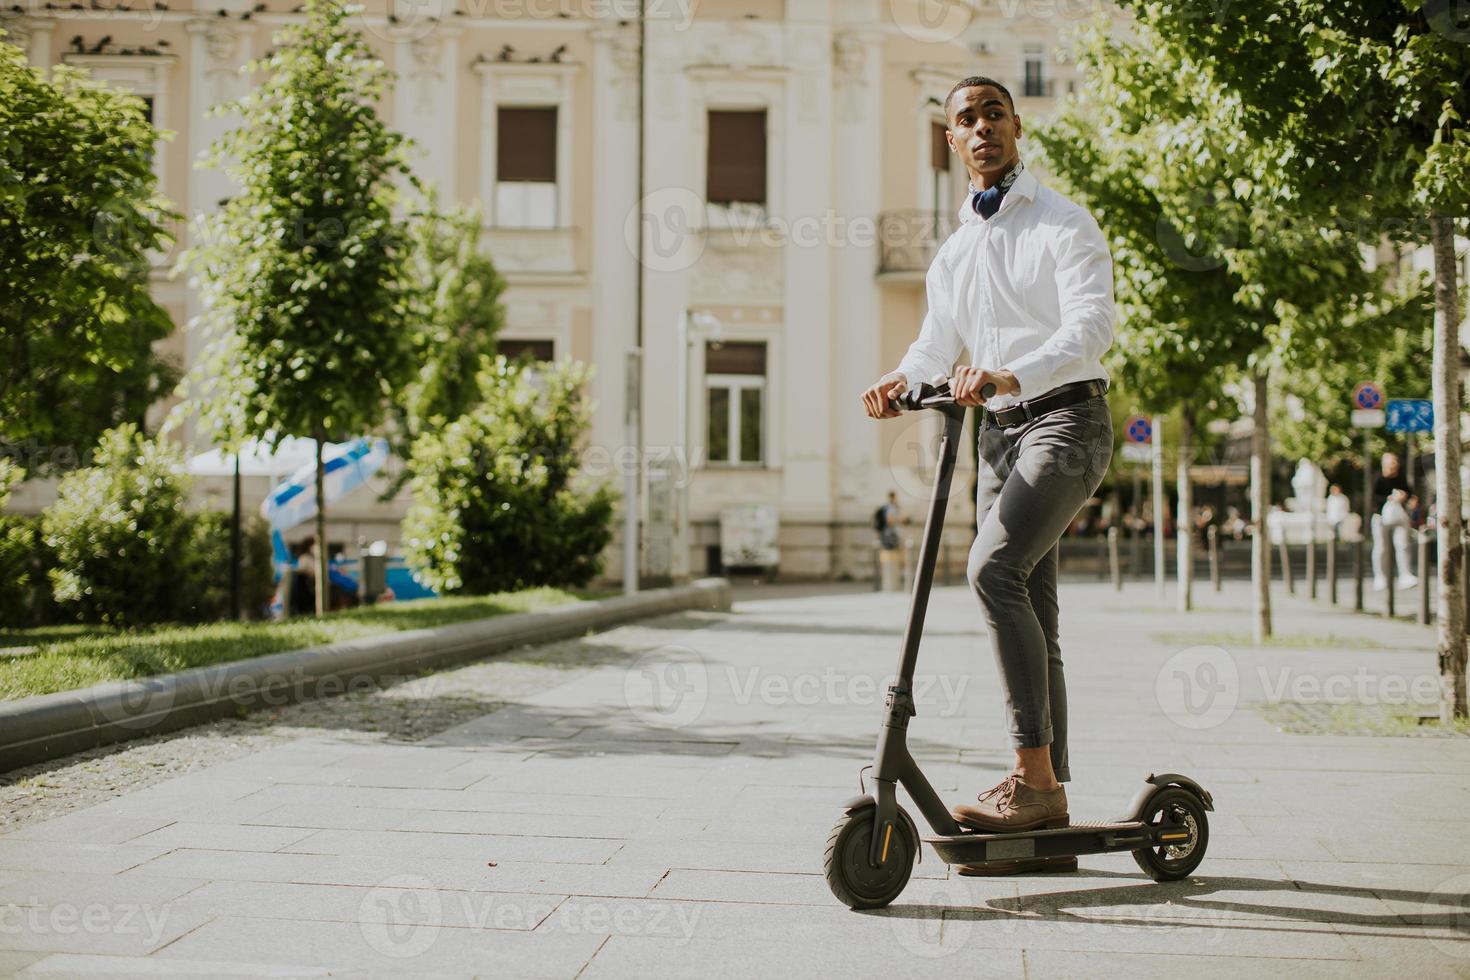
[1020,948,1396,979]
[0,903,212,957]
[19,953,338,976]
[280,828,623,863]
[122,849,669,897]
[395,808,705,841]
[645,868,916,906]
[578,934,1027,978]
[0,841,172,876]
[167,879,567,931]
[4,813,176,846]
[0,871,205,910]
[0,951,47,975]
[123,822,317,853]
[152,915,604,976]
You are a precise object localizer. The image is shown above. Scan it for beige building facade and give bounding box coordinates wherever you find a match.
[4,0,1112,583]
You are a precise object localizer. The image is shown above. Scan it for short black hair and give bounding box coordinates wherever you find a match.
[944,76,1015,123]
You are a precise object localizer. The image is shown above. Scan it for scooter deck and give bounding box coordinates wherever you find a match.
[923,819,1157,865]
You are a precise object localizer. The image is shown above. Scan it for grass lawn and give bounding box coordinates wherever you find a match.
[0,587,617,701]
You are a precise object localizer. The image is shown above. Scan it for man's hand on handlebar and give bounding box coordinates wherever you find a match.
[862,371,909,419]
[951,366,1019,408]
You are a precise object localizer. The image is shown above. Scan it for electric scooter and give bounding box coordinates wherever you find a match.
[824,378,1213,910]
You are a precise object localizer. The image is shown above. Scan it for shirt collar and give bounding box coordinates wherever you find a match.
[957,163,1038,226]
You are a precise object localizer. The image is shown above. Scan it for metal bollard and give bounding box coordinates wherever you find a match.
[1279,538,1294,594]
[1109,527,1122,592]
[1418,528,1430,625]
[1328,523,1338,606]
[1353,533,1364,612]
[1386,528,1396,618]
[1306,522,1317,600]
[1208,525,1221,592]
[873,544,881,592]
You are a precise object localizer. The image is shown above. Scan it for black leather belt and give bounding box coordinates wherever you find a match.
[981,378,1108,429]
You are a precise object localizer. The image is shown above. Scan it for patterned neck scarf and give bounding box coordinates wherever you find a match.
[971,159,1026,220]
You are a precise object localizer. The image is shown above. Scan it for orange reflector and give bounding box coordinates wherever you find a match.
[881,824,893,862]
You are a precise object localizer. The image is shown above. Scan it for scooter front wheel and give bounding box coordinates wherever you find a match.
[1132,786,1210,881]
[824,806,916,909]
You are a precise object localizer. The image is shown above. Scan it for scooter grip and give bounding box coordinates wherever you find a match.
[979,382,997,400]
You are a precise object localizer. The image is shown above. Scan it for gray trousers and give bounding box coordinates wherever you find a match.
[966,392,1113,783]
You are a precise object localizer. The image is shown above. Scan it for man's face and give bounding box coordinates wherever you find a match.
[1382,455,1400,476]
[947,85,1022,185]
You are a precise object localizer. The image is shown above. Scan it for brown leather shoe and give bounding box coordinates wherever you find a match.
[951,774,1068,832]
[957,855,1078,876]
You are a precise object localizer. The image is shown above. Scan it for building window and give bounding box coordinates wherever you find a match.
[705,340,765,466]
[930,118,955,215]
[498,338,555,363]
[496,106,557,228]
[1023,43,1046,98]
[707,109,766,207]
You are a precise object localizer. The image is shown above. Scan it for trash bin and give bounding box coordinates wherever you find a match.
[879,547,903,592]
[360,553,388,604]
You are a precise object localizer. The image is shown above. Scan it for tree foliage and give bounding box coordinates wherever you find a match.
[179,0,416,450]
[0,34,178,465]
[403,357,615,595]
[396,192,508,441]
[1030,20,1426,418]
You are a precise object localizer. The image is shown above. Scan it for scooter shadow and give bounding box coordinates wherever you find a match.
[862,871,1470,937]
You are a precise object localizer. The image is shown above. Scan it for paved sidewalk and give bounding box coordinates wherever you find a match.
[1,579,1467,977]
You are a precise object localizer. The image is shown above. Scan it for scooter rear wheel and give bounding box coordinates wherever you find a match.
[1131,786,1210,881]
[824,806,916,910]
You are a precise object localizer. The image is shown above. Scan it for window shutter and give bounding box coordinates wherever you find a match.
[497,107,557,182]
[705,341,766,376]
[707,110,767,205]
[930,120,950,172]
[499,339,556,362]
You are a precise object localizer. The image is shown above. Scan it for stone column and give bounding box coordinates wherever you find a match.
[780,10,837,538]
[830,26,885,576]
[589,20,646,578]
[392,24,460,195]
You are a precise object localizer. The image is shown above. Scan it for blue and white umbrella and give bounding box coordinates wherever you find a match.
[260,437,391,532]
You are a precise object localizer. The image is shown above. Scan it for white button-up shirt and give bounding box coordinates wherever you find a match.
[895,166,1114,411]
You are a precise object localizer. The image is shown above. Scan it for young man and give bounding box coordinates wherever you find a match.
[861,76,1115,874]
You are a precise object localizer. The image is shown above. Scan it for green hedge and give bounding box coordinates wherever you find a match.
[403,356,615,595]
[32,425,276,628]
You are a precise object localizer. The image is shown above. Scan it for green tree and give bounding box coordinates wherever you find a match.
[1121,0,1470,718]
[403,356,615,595]
[1034,20,1427,630]
[180,0,416,615]
[397,193,507,439]
[0,33,178,467]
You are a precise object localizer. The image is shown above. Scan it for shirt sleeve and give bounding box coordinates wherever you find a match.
[1001,205,1115,397]
[895,254,965,390]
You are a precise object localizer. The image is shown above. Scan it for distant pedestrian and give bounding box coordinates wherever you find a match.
[1372,453,1415,590]
[1325,484,1351,527]
[874,491,903,551]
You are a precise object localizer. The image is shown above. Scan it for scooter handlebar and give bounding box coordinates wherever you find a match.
[886,379,996,412]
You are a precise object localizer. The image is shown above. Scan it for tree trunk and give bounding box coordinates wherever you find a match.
[314,429,328,618]
[1430,212,1466,722]
[1152,415,1166,598]
[1177,409,1194,612]
[1251,367,1272,643]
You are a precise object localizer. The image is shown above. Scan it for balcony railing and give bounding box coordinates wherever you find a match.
[877,209,959,275]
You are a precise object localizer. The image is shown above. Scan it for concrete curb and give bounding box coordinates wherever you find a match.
[0,577,732,774]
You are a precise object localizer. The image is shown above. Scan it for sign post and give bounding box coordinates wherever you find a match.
[1123,415,1151,579]
[1352,382,1386,612]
